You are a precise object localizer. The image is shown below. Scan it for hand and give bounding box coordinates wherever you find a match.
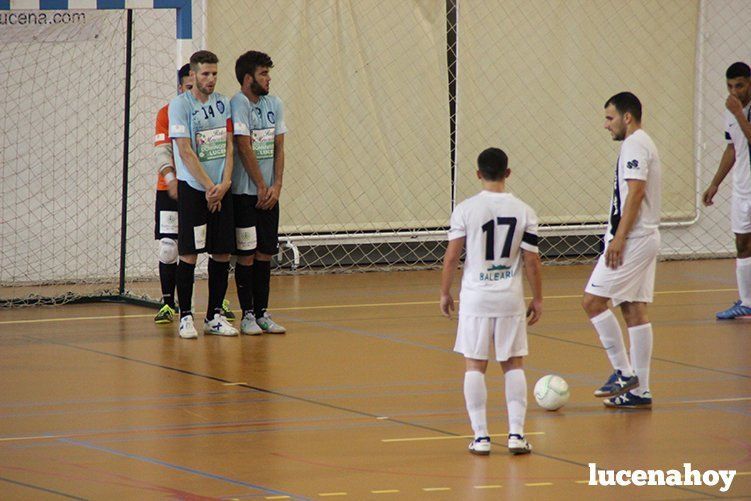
[526,298,543,325]
[167,179,178,200]
[255,184,269,208]
[258,183,281,210]
[702,185,718,206]
[440,293,454,318]
[207,199,221,213]
[605,237,626,269]
[726,94,744,117]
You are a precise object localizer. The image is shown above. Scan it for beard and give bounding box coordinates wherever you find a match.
[251,80,269,96]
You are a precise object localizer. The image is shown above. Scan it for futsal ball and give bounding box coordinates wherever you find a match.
[534,375,570,411]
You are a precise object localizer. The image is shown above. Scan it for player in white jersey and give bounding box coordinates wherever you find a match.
[582,92,661,409]
[441,147,542,456]
[702,62,751,320]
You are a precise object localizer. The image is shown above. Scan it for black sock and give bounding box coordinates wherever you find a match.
[253,259,271,318]
[207,258,230,320]
[158,262,177,308]
[234,262,254,313]
[176,260,195,318]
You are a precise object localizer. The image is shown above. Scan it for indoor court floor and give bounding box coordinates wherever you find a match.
[0,259,749,500]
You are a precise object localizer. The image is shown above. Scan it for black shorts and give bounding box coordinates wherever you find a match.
[154,189,179,239]
[177,181,235,255]
[232,194,279,256]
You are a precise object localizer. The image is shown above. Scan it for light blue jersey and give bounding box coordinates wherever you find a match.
[169,91,232,192]
[230,93,287,195]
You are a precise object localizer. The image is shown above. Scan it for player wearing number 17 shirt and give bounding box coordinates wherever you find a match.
[440,147,543,456]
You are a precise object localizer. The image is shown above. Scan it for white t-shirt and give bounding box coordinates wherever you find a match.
[724,103,751,199]
[605,129,661,241]
[448,191,539,317]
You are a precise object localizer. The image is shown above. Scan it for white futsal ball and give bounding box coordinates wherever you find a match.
[534,375,570,411]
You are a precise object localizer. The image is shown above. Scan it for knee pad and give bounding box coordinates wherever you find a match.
[158,238,178,264]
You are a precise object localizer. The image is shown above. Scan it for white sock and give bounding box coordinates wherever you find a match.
[464,371,488,438]
[737,257,751,307]
[504,368,527,436]
[628,323,653,396]
[591,310,634,376]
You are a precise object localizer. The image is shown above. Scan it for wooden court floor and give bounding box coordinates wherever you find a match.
[0,259,749,500]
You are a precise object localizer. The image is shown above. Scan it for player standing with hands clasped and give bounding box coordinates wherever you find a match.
[230,50,288,335]
[441,147,542,456]
[169,50,238,339]
[703,62,751,320]
[582,92,661,409]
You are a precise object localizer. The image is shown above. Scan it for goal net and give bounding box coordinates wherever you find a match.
[1,0,749,307]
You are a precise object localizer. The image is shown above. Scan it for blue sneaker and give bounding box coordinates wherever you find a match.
[604,391,652,409]
[593,369,639,398]
[716,300,751,320]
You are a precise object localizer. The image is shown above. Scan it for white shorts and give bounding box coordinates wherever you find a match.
[731,195,751,234]
[585,231,660,307]
[454,313,528,362]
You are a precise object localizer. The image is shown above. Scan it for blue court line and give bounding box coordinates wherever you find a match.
[59,438,306,500]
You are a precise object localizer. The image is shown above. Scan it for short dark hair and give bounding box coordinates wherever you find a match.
[477,147,509,181]
[726,62,751,80]
[189,50,218,72]
[177,63,191,85]
[605,92,642,122]
[235,50,274,85]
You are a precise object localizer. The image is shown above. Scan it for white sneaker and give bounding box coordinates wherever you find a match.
[256,312,286,334]
[240,311,263,336]
[508,434,532,455]
[178,315,198,339]
[468,436,491,455]
[203,313,239,336]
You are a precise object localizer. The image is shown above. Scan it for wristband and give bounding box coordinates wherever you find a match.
[164,171,176,183]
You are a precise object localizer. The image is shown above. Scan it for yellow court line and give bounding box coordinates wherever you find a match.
[574,480,590,484]
[525,482,553,487]
[382,432,544,443]
[474,485,502,489]
[736,471,751,476]
[675,397,751,404]
[371,490,400,494]
[0,287,737,326]
[0,435,61,443]
[422,487,451,492]
[222,382,248,386]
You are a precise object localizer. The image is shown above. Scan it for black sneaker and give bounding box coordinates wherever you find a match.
[593,370,639,398]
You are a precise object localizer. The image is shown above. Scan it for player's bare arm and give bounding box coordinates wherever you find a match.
[261,133,285,210]
[208,135,234,203]
[522,249,542,325]
[440,237,464,318]
[703,144,735,206]
[606,179,646,269]
[726,95,751,144]
[156,142,178,200]
[175,137,214,191]
[235,135,267,199]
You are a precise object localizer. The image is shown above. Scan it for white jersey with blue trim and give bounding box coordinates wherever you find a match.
[606,129,661,241]
[230,93,287,195]
[168,91,232,192]
[724,103,751,199]
[448,191,539,317]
